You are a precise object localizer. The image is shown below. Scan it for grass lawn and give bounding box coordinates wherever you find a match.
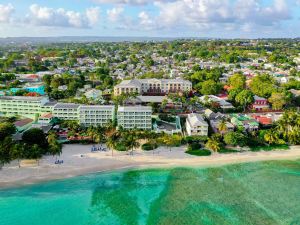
[186,149,212,156]
[249,144,290,152]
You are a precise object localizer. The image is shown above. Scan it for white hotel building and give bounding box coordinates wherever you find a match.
[53,103,81,121]
[114,78,192,96]
[0,96,151,130]
[0,96,49,119]
[117,106,152,130]
[78,105,115,127]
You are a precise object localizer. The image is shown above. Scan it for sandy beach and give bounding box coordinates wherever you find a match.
[1,144,300,189]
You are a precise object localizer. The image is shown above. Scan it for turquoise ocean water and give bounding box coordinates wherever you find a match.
[0,160,300,225]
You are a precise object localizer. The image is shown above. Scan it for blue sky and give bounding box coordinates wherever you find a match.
[0,0,299,38]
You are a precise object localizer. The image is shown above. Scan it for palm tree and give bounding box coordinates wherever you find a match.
[124,130,140,155]
[218,119,227,135]
[264,130,280,145]
[11,143,24,168]
[47,131,62,160]
[205,137,221,153]
[275,110,300,144]
[106,127,120,157]
[0,137,14,169]
[87,126,98,143]
[95,126,105,144]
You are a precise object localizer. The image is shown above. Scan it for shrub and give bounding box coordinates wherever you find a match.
[184,136,208,144]
[187,142,202,151]
[186,149,212,156]
[142,143,158,151]
[115,143,127,151]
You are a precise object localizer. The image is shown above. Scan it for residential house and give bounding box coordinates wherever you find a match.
[230,114,259,132]
[204,109,234,134]
[84,89,102,100]
[186,113,208,136]
[250,95,269,111]
[200,95,234,110]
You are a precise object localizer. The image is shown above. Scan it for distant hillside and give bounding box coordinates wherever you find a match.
[0,36,208,45]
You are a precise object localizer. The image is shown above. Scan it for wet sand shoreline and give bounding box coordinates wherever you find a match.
[1,144,300,189]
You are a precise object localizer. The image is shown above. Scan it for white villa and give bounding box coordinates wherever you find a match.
[186,113,209,136]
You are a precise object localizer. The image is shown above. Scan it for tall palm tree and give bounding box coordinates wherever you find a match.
[106,130,120,157]
[47,131,62,160]
[95,126,105,144]
[124,130,140,155]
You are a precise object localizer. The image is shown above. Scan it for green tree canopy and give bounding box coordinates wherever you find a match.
[268,92,287,110]
[22,128,48,149]
[224,131,247,147]
[200,80,222,95]
[235,90,254,110]
[249,74,276,98]
[0,122,16,141]
[228,73,246,89]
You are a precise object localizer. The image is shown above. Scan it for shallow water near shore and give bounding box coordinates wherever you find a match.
[0,160,300,225]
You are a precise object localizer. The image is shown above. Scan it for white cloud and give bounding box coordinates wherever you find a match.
[0,4,14,23]
[133,0,293,31]
[86,7,101,26]
[138,11,154,29]
[93,0,175,6]
[107,7,124,22]
[26,4,100,28]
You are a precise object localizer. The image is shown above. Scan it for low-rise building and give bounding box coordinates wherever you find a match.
[38,113,54,125]
[84,89,102,100]
[14,118,34,132]
[250,95,269,111]
[117,106,152,130]
[199,95,234,110]
[230,114,259,132]
[186,113,208,136]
